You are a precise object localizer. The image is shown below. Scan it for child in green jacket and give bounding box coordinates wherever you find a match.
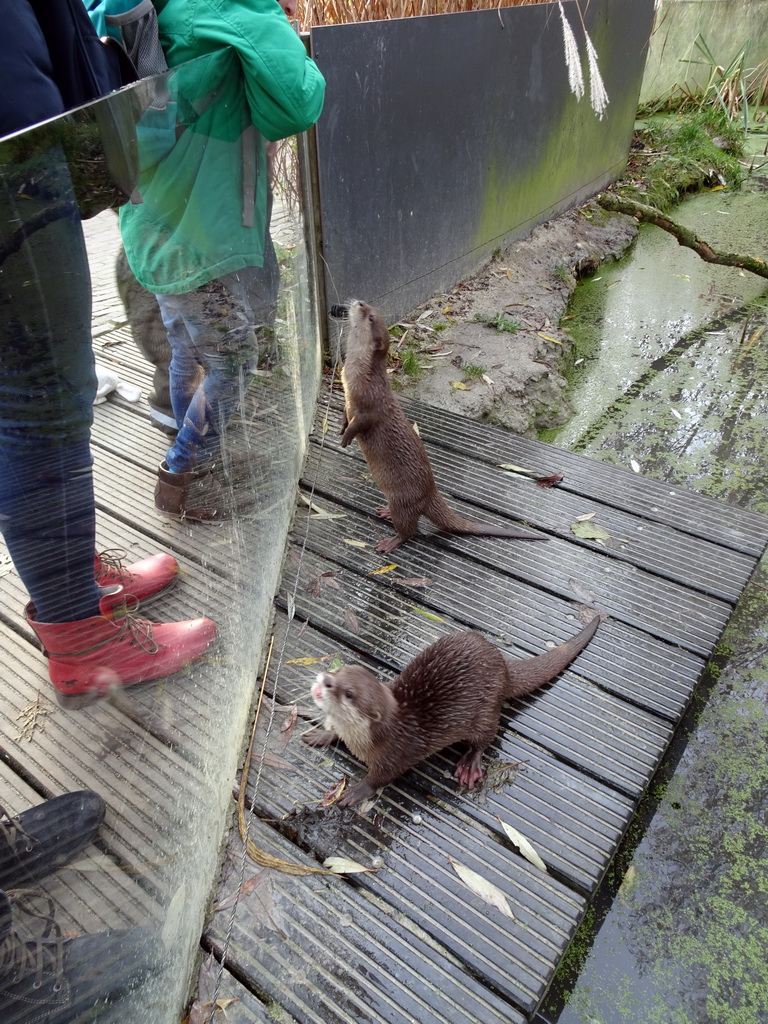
[116,0,325,519]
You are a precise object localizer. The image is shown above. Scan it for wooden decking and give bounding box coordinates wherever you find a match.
[1,212,767,1023]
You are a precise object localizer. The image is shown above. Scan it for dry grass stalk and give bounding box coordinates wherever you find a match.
[299,0,544,29]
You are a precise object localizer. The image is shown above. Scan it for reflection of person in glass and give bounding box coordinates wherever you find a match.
[0,2,216,712]
[0,4,211,1016]
[115,0,326,521]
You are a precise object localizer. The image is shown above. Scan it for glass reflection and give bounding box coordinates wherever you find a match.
[0,56,320,1023]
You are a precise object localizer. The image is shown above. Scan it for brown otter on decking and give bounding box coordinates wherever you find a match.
[303,615,599,807]
[335,299,547,553]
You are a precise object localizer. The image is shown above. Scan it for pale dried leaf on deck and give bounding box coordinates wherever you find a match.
[323,855,377,874]
[569,578,596,604]
[447,856,515,919]
[343,609,361,633]
[497,819,548,873]
[368,563,398,576]
[570,520,612,542]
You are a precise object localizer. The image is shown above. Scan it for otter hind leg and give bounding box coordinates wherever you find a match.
[376,502,420,552]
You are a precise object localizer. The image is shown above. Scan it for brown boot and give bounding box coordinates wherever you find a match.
[154,461,252,521]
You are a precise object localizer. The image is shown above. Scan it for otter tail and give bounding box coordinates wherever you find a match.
[504,615,599,699]
[424,493,547,541]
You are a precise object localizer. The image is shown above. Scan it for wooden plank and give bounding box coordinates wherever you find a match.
[297,460,731,657]
[309,407,759,601]
[206,818,529,1024]
[277,543,674,799]
[395,395,768,555]
[263,611,635,895]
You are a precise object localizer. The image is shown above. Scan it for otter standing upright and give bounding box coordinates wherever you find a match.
[338,299,546,553]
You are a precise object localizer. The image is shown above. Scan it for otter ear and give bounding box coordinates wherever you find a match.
[370,710,383,723]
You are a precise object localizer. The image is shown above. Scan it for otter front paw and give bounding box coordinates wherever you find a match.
[337,777,378,807]
[454,750,485,789]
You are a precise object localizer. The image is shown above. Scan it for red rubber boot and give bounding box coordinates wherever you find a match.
[94,549,178,604]
[26,585,216,709]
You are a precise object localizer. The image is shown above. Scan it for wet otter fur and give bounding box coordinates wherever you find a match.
[337,299,547,553]
[303,614,599,806]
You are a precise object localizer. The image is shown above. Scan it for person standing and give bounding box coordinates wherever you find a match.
[0,0,217,708]
[113,0,326,520]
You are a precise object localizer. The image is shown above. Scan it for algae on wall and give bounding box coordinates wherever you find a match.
[640,0,768,105]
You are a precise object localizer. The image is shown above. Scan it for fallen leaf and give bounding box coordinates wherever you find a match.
[497,819,548,872]
[214,870,269,913]
[498,463,534,474]
[411,606,446,623]
[328,653,345,671]
[447,856,515,919]
[343,538,367,548]
[537,332,562,344]
[320,778,346,807]
[575,511,597,522]
[286,654,338,666]
[671,408,682,420]
[343,609,361,633]
[450,381,471,390]
[397,577,433,587]
[535,473,563,488]
[412,421,420,435]
[321,417,329,434]
[569,579,596,604]
[368,563,398,576]
[280,705,298,743]
[287,593,296,622]
[482,374,495,385]
[618,863,638,899]
[630,458,641,473]
[323,856,376,874]
[570,521,612,542]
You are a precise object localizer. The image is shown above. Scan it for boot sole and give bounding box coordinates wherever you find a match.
[52,637,219,710]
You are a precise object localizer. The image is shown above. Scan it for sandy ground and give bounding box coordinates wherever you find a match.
[397,205,639,435]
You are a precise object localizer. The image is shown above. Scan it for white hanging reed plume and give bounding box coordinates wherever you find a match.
[558,2,584,100]
[584,31,610,119]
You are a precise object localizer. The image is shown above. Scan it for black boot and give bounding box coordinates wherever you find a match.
[0,890,165,1024]
[0,793,105,891]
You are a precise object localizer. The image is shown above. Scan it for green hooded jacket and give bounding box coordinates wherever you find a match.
[113,0,325,293]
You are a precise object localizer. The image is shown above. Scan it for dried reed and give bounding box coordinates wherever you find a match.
[299,0,544,29]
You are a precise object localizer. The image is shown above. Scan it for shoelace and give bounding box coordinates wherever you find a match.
[0,806,35,858]
[95,548,135,585]
[0,893,66,999]
[45,597,159,658]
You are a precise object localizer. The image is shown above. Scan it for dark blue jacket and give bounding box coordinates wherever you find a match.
[0,0,133,139]
[0,1,65,136]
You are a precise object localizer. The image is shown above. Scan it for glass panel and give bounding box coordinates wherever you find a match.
[0,57,319,1023]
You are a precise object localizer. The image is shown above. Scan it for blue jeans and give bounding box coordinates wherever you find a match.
[157,246,279,474]
[0,152,101,623]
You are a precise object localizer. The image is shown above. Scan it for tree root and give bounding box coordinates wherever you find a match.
[597,193,768,280]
